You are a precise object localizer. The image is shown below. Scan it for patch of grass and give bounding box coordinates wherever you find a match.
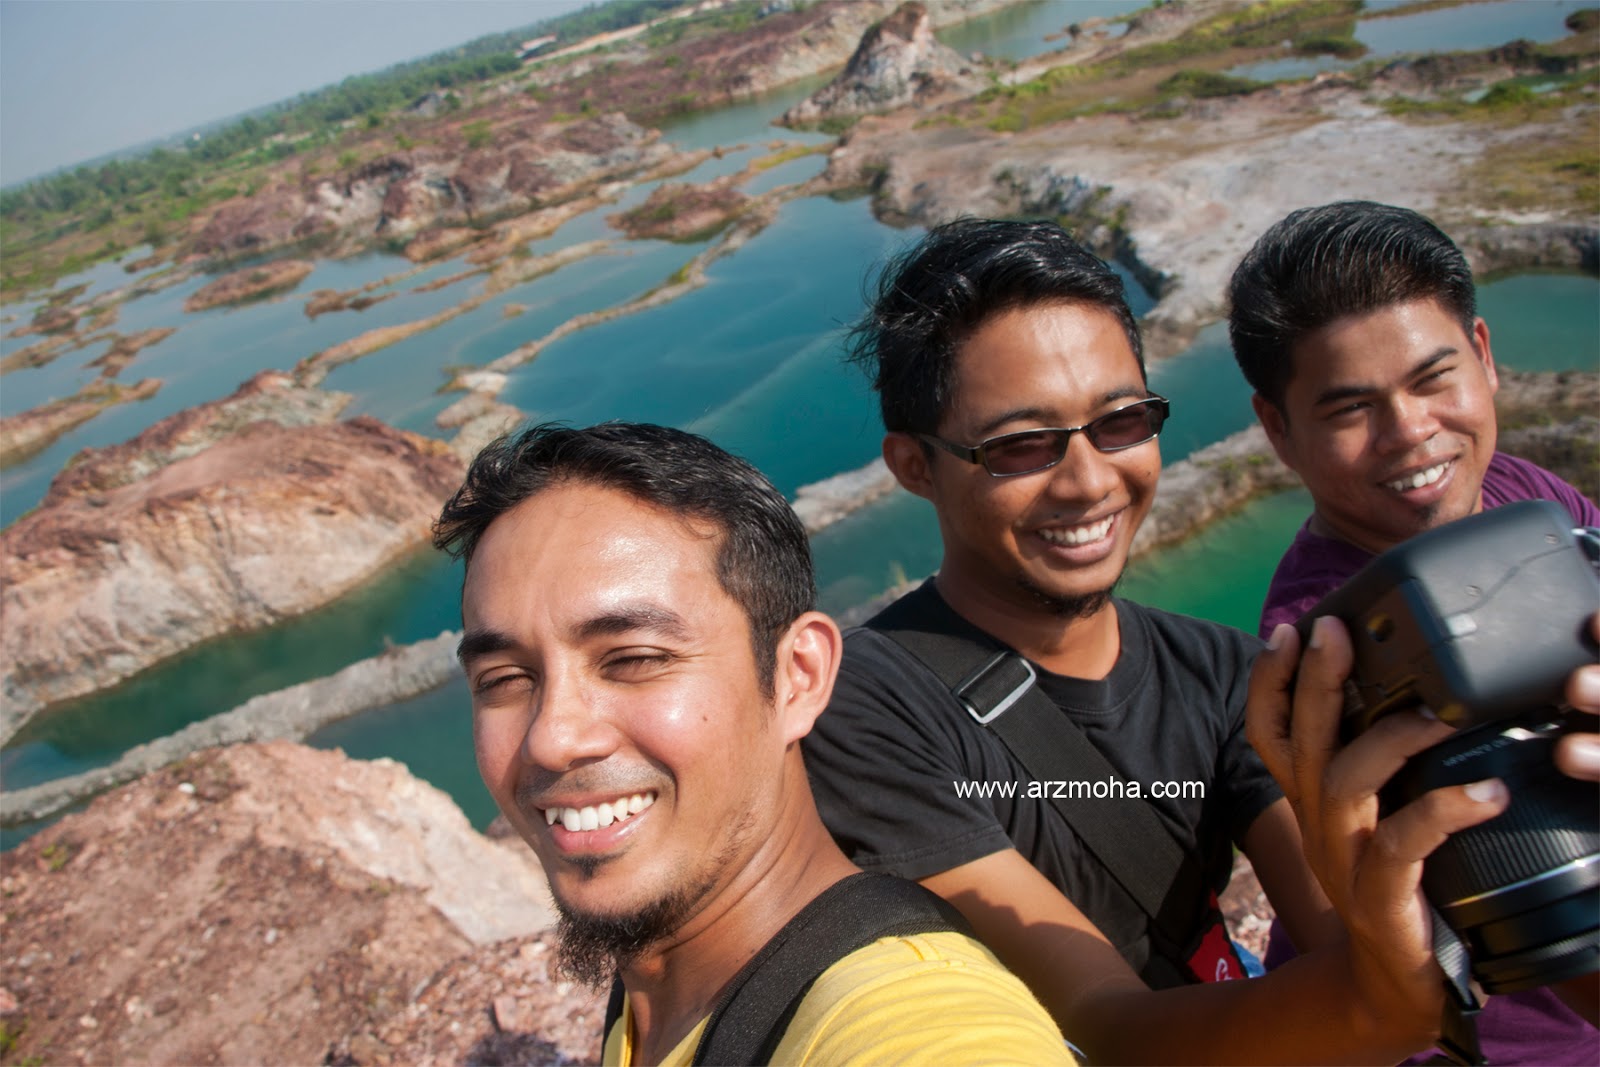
[1158,69,1263,99]
[40,841,70,871]
[0,1018,25,1057]
[1292,32,1365,59]
[750,144,824,172]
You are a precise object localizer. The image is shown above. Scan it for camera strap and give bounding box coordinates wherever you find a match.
[866,582,1240,985]
[1431,906,1487,1065]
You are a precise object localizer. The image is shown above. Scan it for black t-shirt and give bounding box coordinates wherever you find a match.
[804,584,1281,986]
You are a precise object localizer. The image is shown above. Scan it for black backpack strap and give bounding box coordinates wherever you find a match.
[867,582,1209,971]
[691,872,970,1066]
[602,975,628,1056]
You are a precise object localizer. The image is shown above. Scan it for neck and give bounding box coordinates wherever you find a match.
[621,767,857,1065]
[934,570,1122,679]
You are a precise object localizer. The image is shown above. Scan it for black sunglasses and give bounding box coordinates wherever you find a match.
[918,395,1170,477]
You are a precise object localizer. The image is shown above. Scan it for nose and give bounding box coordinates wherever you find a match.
[1044,430,1122,503]
[1377,393,1439,454]
[521,667,618,773]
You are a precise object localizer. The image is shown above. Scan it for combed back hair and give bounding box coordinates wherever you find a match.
[433,421,816,696]
[846,217,1144,435]
[1228,200,1477,410]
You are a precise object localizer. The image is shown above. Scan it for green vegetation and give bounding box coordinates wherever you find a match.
[1292,32,1365,58]
[463,120,494,150]
[1103,0,1360,73]
[40,841,70,871]
[970,0,1361,132]
[645,2,760,48]
[0,1018,28,1060]
[1157,70,1263,99]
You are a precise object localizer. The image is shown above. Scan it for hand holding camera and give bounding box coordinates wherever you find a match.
[1248,500,1600,1049]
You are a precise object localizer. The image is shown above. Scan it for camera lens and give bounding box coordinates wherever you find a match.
[1382,708,1600,993]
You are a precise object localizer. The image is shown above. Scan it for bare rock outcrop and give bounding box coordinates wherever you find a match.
[0,742,579,1067]
[608,177,751,241]
[1,377,464,732]
[782,2,985,127]
[183,259,316,312]
[0,378,163,470]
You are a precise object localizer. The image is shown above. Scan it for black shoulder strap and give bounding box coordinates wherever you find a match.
[695,872,970,1066]
[599,872,967,1067]
[866,582,1207,962]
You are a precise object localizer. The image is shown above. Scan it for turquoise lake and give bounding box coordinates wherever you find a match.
[2,0,1595,840]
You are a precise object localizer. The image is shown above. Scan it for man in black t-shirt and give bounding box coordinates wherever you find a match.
[803,218,1517,1064]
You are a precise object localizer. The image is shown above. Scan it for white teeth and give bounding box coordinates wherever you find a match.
[542,792,657,833]
[1039,517,1113,546]
[1387,462,1447,493]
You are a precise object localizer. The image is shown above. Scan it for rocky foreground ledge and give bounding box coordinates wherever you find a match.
[0,741,602,1067]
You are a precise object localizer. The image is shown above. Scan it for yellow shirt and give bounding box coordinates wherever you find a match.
[603,929,1073,1066]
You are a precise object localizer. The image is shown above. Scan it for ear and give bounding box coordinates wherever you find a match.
[1471,317,1498,394]
[882,432,936,501]
[1251,393,1298,472]
[773,611,843,745]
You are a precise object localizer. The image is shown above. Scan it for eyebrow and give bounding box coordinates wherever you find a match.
[1311,348,1456,409]
[973,386,1148,437]
[456,605,693,665]
[576,604,693,643]
[458,627,517,665]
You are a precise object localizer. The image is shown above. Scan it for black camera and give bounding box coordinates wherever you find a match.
[1298,499,1600,994]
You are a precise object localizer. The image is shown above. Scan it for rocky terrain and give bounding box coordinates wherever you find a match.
[0,735,1273,1067]
[608,176,753,241]
[0,378,163,469]
[184,259,317,312]
[0,742,602,1067]
[782,1,986,127]
[810,3,1598,357]
[0,372,464,735]
[191,115,676,261]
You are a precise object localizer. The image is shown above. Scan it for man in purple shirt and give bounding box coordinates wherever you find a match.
[1228,200,1599,1064]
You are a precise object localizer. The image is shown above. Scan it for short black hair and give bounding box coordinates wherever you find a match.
[847,217,1144,434]
[434,422,815,696]
[1228,200,1477,409]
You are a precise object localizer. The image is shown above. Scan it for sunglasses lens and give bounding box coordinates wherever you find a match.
[984,430,1068,475]
[1088,401,1164,450]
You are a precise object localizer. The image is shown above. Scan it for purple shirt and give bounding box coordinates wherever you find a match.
[1260,452,1600,636]
[1259,451,1600,1064]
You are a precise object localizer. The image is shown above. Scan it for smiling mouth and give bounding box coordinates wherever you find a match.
[1038,515,1113,547]
[542,791,657,833]
[1384,461,1449,493]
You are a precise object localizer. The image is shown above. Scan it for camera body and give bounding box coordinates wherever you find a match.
[1298,499,1600,994]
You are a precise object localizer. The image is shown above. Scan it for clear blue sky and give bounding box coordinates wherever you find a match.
[0,0,592,187]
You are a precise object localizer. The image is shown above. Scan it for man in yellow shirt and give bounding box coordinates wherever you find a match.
[434,421,1071,1066]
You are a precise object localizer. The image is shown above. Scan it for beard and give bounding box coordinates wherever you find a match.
[552,883,706,989]
[1015,573,1116,620]
[549,804,757,989]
